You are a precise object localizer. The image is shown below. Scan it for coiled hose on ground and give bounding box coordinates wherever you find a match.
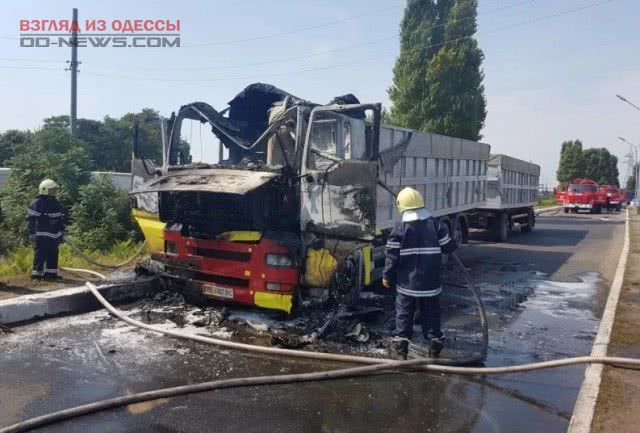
[3,255,637,433]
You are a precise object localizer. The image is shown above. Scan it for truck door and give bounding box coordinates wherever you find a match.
[300,104,381,241]
[130,116,167,252]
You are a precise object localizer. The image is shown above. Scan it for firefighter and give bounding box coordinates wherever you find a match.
[26,179,66,280]
[383,187,458,359]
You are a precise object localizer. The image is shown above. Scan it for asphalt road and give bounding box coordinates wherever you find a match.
[0,210,626,433]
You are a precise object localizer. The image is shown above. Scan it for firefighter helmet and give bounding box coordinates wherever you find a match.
[39,179,59,196]
[396,187,425,213]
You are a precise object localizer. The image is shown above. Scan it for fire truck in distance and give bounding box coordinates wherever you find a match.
[598,184,625,212]
[560,178,606,214]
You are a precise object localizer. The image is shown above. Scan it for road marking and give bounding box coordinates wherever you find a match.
[568,209,630,433]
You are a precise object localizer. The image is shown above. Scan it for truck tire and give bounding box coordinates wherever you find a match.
[493,212,509,242]
[333,253,362,308]
[563,208,569,214]
[521,210,534,233]
[591,205,602,215]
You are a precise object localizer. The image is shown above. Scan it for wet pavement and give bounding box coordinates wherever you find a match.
[0,211,626,433]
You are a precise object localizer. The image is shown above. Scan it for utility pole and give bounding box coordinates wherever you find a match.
[619,137,639,201]
[67,8,79,137]
[616,94,640,201]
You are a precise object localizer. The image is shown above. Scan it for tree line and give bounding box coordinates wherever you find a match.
[556,139,620,187]
[0,109,163,171]
[0,110,166,253]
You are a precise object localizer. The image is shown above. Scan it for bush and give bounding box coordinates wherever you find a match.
[67,175,137,251]
[0,126,91,250]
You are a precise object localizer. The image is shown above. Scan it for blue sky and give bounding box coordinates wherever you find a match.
[1,0,638,185]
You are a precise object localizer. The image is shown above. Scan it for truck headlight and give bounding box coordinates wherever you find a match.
[266,253,293,267]
[165,241,177,254]
[266,282,281,291]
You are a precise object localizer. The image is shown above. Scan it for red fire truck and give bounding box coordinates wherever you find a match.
[561,179,606,214]
[598,184,625,212]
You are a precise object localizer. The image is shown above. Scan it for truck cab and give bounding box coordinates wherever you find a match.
[598,185,624,212]
[561,179,605,214]
[129,84,382,314]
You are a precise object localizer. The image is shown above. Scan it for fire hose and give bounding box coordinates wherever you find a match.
[3,256,639,432]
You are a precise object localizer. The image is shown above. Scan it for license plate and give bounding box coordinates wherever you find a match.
[203,284,234,299]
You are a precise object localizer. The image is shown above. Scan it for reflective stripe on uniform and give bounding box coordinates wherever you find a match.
[35,231,63,239]
[45,212,64,218]
[399,247,441,256]
[27,209,41,217]
[397,286,442,297]
[385,241,400,249]
[438,236,451,246]
[31,270,43,276]
[44,268,59,275]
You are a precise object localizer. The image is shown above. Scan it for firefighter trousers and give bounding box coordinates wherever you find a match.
[32,237,59,277]
[395,292,442,340]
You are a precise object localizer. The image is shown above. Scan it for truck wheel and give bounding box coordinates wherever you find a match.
[591,205,602,214]
[521,211,534,233]
[494,212,509,242]
[563,208,569,214]
[333,254,361,308]
[571,208,578,214]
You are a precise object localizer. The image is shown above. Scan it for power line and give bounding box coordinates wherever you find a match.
[0,64,63,70]
[0,0,616,84]
[0,4,400,45]
[77,0,616,84]
[182,3,399,48]
[0,0,537,71]
[0,57,63,63]
[88,0,541,71]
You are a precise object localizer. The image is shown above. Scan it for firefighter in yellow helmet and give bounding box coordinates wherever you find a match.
[383,187,458,359]
[26,179,66,280]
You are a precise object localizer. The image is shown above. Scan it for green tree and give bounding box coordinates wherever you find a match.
[0,126,91,247]
[42,109,164,173]
[0,130,32,166]
[389,0,486,140]
[556,139,584,184]
[582,148,619,185]
[68,175,136,251]
[626,172,635,193]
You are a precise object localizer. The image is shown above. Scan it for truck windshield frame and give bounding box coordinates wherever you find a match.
[569,184,597,193]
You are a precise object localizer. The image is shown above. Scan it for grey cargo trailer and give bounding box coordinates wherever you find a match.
[376,125,490,240]
[468,154,540,241]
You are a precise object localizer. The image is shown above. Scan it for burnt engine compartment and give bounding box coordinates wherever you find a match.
[158,178,299,238]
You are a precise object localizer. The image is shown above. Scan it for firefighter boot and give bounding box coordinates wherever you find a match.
[428,338,444,358]
[391,338,409,360]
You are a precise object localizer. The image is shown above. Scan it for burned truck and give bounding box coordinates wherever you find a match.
[131,83,489,314]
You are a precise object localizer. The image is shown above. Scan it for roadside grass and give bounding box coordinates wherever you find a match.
[535,195,558,209]
[0,239,145,278]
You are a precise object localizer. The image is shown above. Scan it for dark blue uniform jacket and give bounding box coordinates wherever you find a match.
[383,209,457,297]
[26,195,66,240]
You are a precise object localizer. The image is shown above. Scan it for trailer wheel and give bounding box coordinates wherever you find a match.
[493,212,509,242]
[521,210,534,233]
